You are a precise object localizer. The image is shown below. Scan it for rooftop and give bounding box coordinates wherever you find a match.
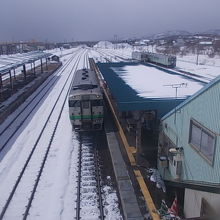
[0,51,52,74]
[98,62,205,118]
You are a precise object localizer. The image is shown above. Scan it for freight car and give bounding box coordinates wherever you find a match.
[132,51,176,68]
[145,52,176,68]
[68,68,104,131]
[132,51,148,62]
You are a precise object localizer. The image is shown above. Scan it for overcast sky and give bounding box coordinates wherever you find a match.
[0,0,219,42]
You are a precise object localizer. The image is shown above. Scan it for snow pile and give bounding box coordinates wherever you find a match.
[115,43,132,49]
[93,41,114,49]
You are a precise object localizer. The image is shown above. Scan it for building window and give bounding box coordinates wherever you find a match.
[189,119,215,163]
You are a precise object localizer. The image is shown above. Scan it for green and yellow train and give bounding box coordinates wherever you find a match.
[68,69,104,131]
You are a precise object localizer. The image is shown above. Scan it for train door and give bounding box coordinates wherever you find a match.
[81,100,92,129]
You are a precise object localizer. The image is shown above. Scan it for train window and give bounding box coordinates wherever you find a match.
[69,100,81,107]
[92,100,103,106]
[82,101,90,108]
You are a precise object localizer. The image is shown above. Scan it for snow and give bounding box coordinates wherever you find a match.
[177,54,220,80]
[112,64,204,99]
[1,45,220,219]
[0,48,122,220]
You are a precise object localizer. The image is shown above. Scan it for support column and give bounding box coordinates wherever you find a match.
[9,70,13,91]
[33,62,36,76]
[0,73,3,101]
[13,68,16,80]
[136,120,142,164]
[40,59,43,73]
[45,57,48,71]
[23,64,26,82]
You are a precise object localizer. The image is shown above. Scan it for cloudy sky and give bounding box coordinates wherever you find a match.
[0,0,219,42]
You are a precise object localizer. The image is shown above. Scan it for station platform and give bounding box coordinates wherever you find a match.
[0,62,62,124]
[90,59,162,219]
[104,103,145,219]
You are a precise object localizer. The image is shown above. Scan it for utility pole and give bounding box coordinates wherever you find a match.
[163,83,187,124]
[196,41,200,65]
[114,34,117,49]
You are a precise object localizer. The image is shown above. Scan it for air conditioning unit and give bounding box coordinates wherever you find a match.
[169,148,183,180]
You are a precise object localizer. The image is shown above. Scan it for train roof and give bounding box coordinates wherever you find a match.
[145,52,176,58]
[69,69,101,96]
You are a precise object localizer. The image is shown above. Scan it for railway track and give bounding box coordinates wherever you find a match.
[0,51,85,220]
[76,133,105,220]
[83,50,89,69]
[96,49,129,62]
[100,49,131,61]
[0,49,82,154]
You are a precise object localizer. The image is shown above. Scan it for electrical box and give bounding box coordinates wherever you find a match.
[159,156,168,168]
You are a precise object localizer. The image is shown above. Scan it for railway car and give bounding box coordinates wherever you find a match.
[68,68,104,131]
[145,52,176,68]
[132,51,176,68]
[132,51,148,62]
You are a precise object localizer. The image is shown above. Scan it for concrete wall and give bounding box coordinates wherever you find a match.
[184,188,220,218]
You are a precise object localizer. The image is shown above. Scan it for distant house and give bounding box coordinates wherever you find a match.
[173,38,185,47]
[62,44,71,49]
[157,75,220,218]
[37,45,46,51]
[51,55,60,62]
[213,39,220,53]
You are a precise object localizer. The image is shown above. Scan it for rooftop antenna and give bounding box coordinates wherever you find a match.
[164,83,187,124]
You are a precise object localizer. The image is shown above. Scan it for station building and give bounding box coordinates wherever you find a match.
[157,74,220,218]
[97,62,205,164]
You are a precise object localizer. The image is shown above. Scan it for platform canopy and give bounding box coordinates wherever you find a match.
[0,51,52,74]
[98,62,205,118]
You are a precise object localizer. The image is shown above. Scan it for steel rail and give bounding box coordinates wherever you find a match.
[0,52,79,153]
[76,133,105,220]
[22,54,83,219]
[93,134,105,220]
[0,49,82,136]
[76,135,82,220]
[0,51,84,220]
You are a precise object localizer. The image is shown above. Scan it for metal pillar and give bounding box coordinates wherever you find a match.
[23,64,26,82]
[136,120,142,158]
[0,73,2,101]
[9,70,13,91]
[45,57,48,71]
[33,62,36,76]
[13,68,16,80]
[40,59,43,73]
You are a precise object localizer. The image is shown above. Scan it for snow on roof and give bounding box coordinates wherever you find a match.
[199,41,213,45]
[0,51,51,73]
[93,41,114,49]
[111,64,204,99]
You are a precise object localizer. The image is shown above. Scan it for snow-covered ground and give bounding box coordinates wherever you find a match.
[0,48,122,220]
[1,43,220,219]
[177,54,220,80]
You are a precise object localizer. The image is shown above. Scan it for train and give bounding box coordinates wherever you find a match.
[68,68,104,131]
[132,51,176,68]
